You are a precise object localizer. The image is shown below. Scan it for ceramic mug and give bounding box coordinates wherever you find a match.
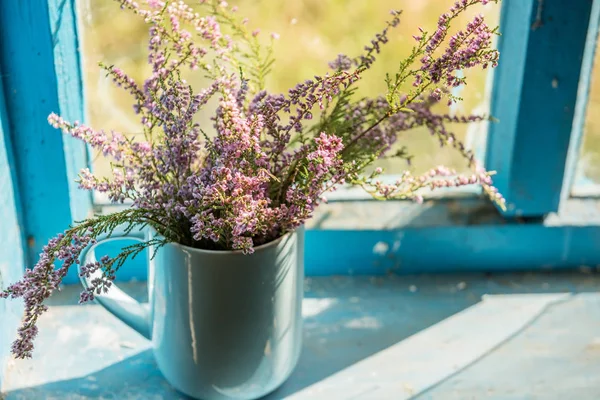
[78,226,304,400]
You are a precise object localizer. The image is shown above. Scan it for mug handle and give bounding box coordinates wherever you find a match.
[78,226,152,340]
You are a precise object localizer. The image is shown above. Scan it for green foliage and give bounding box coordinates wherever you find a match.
[202,1,276,96]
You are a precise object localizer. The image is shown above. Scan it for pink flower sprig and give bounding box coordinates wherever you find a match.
[418,12,498,88]
[386,0,499,111]
[0,233,94,358]
[361,164,505,208]
[48,113,129,160]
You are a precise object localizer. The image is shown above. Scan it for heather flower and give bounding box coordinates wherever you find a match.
[328,54,353,71]
[1,232,96,358]
[147,0,164,8]
[355,10,402,69]
[1,0,505,358]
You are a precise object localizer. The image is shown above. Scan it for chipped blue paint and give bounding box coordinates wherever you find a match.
[0,0,91,281]
[305,224,600,276]
[47,0,91,223]
[486,0,595,216]
[0,71,26,392]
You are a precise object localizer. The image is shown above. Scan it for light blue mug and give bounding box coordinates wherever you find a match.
[79,226,304,400]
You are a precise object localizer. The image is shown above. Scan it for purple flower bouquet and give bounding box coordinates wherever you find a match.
[2,0,503,359]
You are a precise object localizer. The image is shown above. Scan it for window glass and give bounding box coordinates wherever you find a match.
[573,36,600,194]
[78,0,500,180]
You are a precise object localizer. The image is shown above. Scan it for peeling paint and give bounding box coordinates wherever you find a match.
[531,0,544,29]
[344,316,382,330]
[372,242,389,256]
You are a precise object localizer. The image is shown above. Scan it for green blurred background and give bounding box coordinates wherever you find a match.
[78,0,599,191]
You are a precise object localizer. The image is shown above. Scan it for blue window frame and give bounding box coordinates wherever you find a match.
[0,0,90,272]
[488,0,599,217]
[0,65,26,387]
[1,0,600,287]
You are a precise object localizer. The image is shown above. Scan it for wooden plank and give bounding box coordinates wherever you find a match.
[304,224,600,277]
[5,275,595,399]
[417,292,600,399]
[486,0,595,216]
[287,293,571,399]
